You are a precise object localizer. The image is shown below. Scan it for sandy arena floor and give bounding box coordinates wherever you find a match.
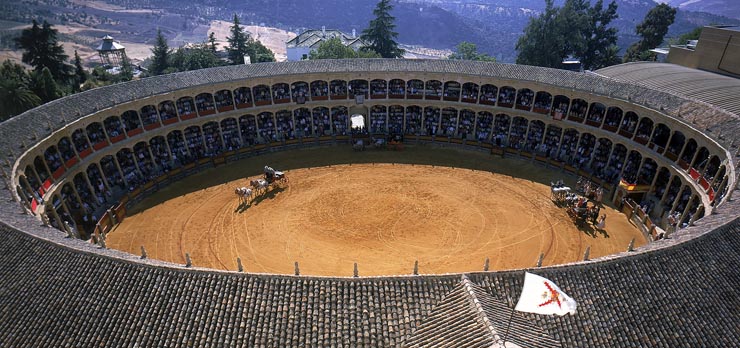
[109,146,646,276]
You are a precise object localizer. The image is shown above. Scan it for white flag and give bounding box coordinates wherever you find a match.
[514,272,577,316]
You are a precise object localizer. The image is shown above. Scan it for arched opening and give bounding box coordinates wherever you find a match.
[330,80,347,99]
[331,106,349,135]
[86,122,107,149]
[72,129,91,157]
[603,106,622,132]
[122,110,142,136]
[405,106,422,135]
[238,115,258,145]
[618,111,638,138]
[637,158,657,185]
[551,95,569,120]
[294,108,313,137]
[389,105,404,135]
[389,79,405,98]
[509,116,529,149]
[525,120,545,151]
[370,105,387,134]
[567,98,587,122]
[44,146,64,179]
[140,105,161,129]
[586,102,606,127]
[533,91,552,114]
[57,137,77,166]
[558,129,579,164]
[621,150,643,184]
[650,123,670,153]
[443,81,461,101]
[493,113,511,146]
[312,107,331,136]
[104,116,125,143]
[214,89,234,112]
[458,109,475,139]
[576,133,596,167]
[257,112,276,142]
[195,93,215,116]
[291,81,309,103]
[542,124,562,158]
[424,106,441,135]
[406,79,423,99]
[220,121,241,152]
[497,86,516,108]
[370,79,387,99]
[476,111,494,141]
[480,84,498,105]
[202,121,223,155]
[604,144,627,184]
[158,100,178,125]
[665,131,685,161]
[349,79,369,99]
[167,130,189,164]
[461,82,479,103]
[253,85,272,105]
[275,110,295,139]
[176,97,197,119]
[310,81,328,100]
[234,87,253,108]
[633,117,653,145]
[440,107,458,136]
[148,136,170,168]
[590,138,613,180]
[184,126,205,158]
[425,80,442,100]
[272,83,290,104]
[515,88,534,111]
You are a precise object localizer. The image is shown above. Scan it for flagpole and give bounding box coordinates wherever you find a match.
[502,297,516,347]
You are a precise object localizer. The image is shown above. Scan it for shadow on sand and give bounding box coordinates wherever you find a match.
[234,186,286,214]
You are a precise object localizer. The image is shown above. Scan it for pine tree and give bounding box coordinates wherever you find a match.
[208,32,218,52]
[448,42,495,62]
[119,54,133,82]
[623,3,676,62]
[73,50,86,91]
[31,67,60,103]
[149,29,171,75]
[246,38,276,63]
[14,20,72,81]
[516,0,564,68]
[361,0,404,58]
[580,0,619,70]
[227,14,250,64]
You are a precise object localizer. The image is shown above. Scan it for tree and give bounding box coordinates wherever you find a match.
[579,0,619,70]
[669,26,702,46]
[226,14,250,64]
[0,78,40,121]
[516,0,565,68]
[170,43,223,71]
[0,60,40,120]
[448,42,496,62]
[245,38,276,63]
[72,50,86,91]
[30,67,60,103]
[517,0,620,70]
[208,32,218,52]
[309,37,381,59]
[623,3,676,62]
[119,54,134,82]
[149,29,171,75]
[361,0,404,58]
[14,20,72,81]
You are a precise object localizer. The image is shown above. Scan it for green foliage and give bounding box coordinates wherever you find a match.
[516,0,620,70]
[226,15,276,64]
[309,37,381,59]
[119,54,133,82]
[149,29,171,75]
[0,60,39,120]
[169,43,224,71]
[227,14,250,64]
[14,19,72,81]
[361,0,404,58]
[669,26,702,46]
[208,32,217,52]
[448,42,495,62]
[623,3,677,62]
[30,67,60,103]
[73,50,86,91]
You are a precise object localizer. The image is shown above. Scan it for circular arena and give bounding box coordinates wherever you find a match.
[1,59,739,347]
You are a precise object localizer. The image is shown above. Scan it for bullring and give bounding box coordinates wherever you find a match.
[0,59,738,347]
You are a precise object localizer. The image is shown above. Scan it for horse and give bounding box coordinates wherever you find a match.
[250,178,270,195]
[235,187,253,205]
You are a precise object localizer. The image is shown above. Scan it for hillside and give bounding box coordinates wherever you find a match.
[0,0,736,64]
[659,0,740,20]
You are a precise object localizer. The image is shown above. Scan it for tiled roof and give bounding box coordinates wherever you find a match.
[1,59,739,347]
[596,62,740,118]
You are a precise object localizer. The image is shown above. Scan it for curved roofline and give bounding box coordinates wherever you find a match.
[1,59,738,278]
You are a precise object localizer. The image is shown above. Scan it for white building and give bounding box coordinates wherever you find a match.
[286,27,366,61]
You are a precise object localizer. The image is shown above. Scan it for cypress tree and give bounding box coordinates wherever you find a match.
[361,0,404,58]
[149,29,170,75]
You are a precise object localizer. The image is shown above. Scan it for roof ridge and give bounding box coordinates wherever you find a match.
[461,274,503,347]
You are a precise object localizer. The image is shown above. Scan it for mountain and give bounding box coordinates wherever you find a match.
[0,0,737,64]
[658,0,740,20]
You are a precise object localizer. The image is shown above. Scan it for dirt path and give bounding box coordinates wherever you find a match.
[108,145,646,276]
